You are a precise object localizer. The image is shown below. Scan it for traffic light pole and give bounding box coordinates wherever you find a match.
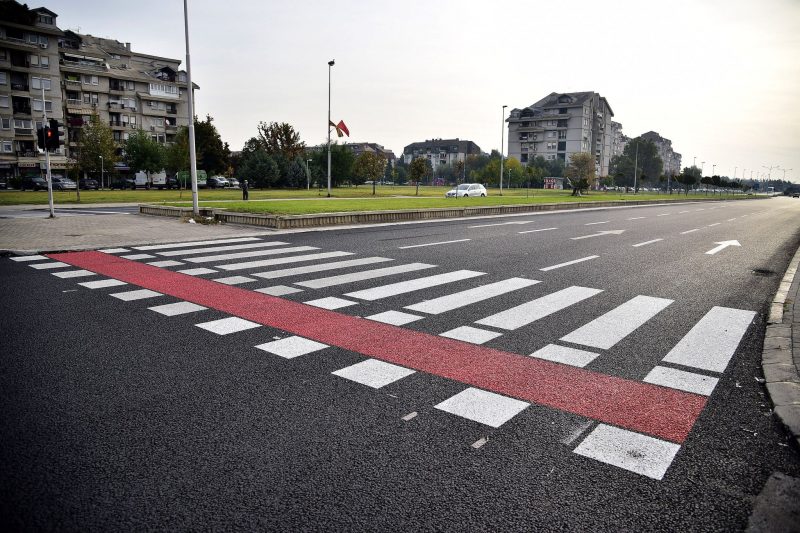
[41,85,54,218]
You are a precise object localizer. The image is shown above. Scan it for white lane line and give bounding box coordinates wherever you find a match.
[573,424,680,480]
[176,267,218,275]
[529,344,599,367]
[657,213,671,217]
[110,289,163,301]
[10,255,48,262]
[632,239,663,247]
[254,285,304,296]
[434,388,529,428]
[212,276,257,285]
[626,217,646,221]
[678,211,690,214]
[662,306,756,372]
[134,237,261,251]
[303,297,357,310]
[469,221,535,228]
[365,310,424,326]
[707,223,721,227]
[155,241,289,257]
[518,227,558,234]
[402,412,418,421]
[148,301,207,316]
[560,295,674,350]
[146,260,185,267]
[539,255,599,272]
[727,218,737,222]
[440,326,503,344]
[345,270,485,301]
[119,253,156,260]
[255,336,328,359]
[217,251,353,271]
[185,245,319,264]
[195,317,261,335]
[680,229,699,234]
[253,257,393,279]
[99,248,130,253]
[405,277,539,315]
[29,261,70,270]
[476,286,603,331]
[643,366,718,396]
[296,263,436,289]
[332,359,416,389]
[585,221,610,225]
[52,269,95,279]
[78,279,128,289]
[695,208,705,211]
[399,238,471,249]
[472,437,489,449]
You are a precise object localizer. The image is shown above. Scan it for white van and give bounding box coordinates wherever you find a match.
[133,170,167,189]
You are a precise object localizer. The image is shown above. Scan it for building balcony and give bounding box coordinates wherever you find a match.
[13,106,32,116]
[14,127,34,136]
[64,79,82,87]
[166,108,177,115]
[11,82,29,91]
[16,150,39,158]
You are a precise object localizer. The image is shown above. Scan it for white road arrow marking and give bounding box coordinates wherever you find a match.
[571,230,625,241]
[705,240,741,255]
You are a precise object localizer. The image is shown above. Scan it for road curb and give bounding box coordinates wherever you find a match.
[763,242,800,449]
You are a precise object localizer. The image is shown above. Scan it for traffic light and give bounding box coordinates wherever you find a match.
[37,125,47,150]
[45,119,60,151]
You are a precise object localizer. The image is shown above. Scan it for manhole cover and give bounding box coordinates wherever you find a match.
[751,269,775,276]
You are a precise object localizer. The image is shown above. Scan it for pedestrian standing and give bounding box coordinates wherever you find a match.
[242,179,249,201]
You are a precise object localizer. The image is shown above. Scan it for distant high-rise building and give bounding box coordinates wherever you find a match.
[610,121,629,158]
[402,138,481,166]
[639,131,681,176]
[507,91,614,177]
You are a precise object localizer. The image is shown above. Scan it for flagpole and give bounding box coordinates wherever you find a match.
[327,59,334,198]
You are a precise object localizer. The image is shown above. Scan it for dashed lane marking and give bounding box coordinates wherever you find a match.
[539,256,599,272]
[398,238,471,249]
[46,251,710,443]
[585,221,610,225]
[518,227,558,234]
[680,229,700,234]
[632,239,663,247]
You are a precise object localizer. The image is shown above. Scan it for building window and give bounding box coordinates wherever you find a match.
[0,117,10,129]
[31,77,51,90]
[82,75,99,85]
[28,34,39,44]
[32,99,52,112]
[126,81,135,90]
[547,142,556,150]
[37,14,53,24]
[1,140,12,153]
[83,93,98,105]
[521,154,528,163]
[0,95,8,108]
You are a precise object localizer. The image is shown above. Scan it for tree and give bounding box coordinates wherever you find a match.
[454,160,465,183]
[287,157,307,188]
[75,113,117,193]
[194,115,229,175]
[352,152,388,194]
[237,149,279,188]
[564,152,596,196]
[124,130,164,184]
[504,157,523,187]
[675,166,700,195]
[409,157,428,196]
[310,142,354,189]
[610,137,663,191]
[256,122,306,161]
[165,126,191,175]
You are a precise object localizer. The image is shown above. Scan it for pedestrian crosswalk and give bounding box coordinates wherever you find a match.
[11,234,760,481]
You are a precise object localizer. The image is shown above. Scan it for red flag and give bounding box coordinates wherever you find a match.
[329,120,343,137]
[337,120,349,137]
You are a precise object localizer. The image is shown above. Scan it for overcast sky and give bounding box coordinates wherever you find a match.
[48,0,799,181]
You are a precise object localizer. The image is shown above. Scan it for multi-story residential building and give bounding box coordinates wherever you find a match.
[346,142,396,167]
[59,31,194,171]
[610,121,628,158]
[639,130,682,176]
[507,91,614,177]
[0,2,67,181]
[402,138,481,167]
[0,0,195,182]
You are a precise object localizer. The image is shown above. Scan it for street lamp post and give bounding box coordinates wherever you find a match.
[183,0,199,216]
[499,105,507,196]
[99,155,104,189]
[693,156,696,167]
[712,164,716,176]
[306,158,312,190]
[633,141,639,194]
[327,59,335,198]
[701,161,705,176]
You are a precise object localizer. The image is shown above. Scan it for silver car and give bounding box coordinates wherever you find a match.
[446,183,487,198]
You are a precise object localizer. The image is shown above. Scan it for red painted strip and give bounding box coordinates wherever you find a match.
[50,251,706,443]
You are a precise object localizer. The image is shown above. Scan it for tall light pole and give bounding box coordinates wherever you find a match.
[633,141,639,194]
[693,156,696,167]
[733,166,737,180]
[99,155,104,189]
[327,59,335,198]
[306,158,312,190]
[41,85,54,218]
[779,167,792,180]
[712,164,716,176]
[499,105,507,196]
[183,0,199,216]
[763,164,778,181]
[701,161,705,176]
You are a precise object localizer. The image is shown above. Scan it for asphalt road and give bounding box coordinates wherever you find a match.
[1,196,799,531]
[0,205,140,219]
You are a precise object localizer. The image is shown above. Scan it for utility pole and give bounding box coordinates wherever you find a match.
[41,85,54,218]
[183,0,199,216]
[327,59,335,198]
[633,141,639,194]
[499,105,507,195]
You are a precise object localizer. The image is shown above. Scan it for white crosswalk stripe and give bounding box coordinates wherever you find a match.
[10,255,48,262]
[253,257,393,280]
[560,295,673,350]
[29,261,70,270]
[476,286,603,331]
[52,269,96,279]
[217,251,353,271]
[529,344,599,367]
[134,237,261,251]
[345,270,485,301]
[434,388,529,428]
[404,277,539,315]
[332,359,415,388]
[296,263,436,289]
[184,246,319,264]
[154,241,289,257]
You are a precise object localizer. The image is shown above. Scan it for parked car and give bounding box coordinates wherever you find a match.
[166,176,181,189]
[793,192,799,198]
[79,178,99,190]
[0,176,7,190]
[51,176,77,190]
[226,178,240,188]
[21,177,49,191]
[110,177,136,190]
[445,183,487,198]
[207,176,229,189]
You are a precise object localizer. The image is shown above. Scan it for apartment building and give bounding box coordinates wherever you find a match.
[0,2,66,180]
[402,138,481,166]
[346,142,397,167]
[610,121,628,158]
[639,130,682,176]
[0,0,195,181]
[507,91,614,177]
